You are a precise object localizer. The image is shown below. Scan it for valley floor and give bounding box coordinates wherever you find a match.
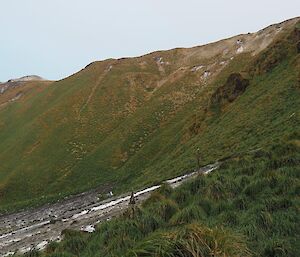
[0,164,217,256]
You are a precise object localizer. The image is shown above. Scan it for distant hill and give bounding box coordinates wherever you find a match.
[0,75,45,93]
[0,76,51,110]
[0,17,299,212]
[7,75,44,83]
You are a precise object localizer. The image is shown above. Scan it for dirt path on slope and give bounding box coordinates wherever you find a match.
[77,65,113,119]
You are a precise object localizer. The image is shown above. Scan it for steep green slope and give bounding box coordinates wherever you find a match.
[0,18,299,212]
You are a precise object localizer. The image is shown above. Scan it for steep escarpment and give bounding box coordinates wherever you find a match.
[0,17,299,212]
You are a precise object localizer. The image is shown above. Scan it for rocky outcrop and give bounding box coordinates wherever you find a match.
[211,73,250,105]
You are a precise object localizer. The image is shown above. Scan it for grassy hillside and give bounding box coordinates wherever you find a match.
[0,18,299,212]
[21,141,300,257]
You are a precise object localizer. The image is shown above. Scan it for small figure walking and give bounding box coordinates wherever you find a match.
[129,191,136,205]
[129,191,136,218]
[196,148,201,169]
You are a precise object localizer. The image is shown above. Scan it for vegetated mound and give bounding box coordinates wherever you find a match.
[24,141,299,257]
[0,17,299,212]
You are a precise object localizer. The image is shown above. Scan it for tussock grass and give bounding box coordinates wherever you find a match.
[29,142,300,257]
[128,223,250,257]
[157,183,173,197]
[145,198,179,222]
[171,188,192,206]
[195,197,213,215]
[170,205,206,225]
[24,250,40,257]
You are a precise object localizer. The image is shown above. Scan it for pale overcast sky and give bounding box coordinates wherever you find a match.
[0,0,299,81]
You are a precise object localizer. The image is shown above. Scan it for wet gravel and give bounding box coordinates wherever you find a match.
[0,163,218,256]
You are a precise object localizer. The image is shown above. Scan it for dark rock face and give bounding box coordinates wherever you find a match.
[297,41,300,53]
[211,73,250,105]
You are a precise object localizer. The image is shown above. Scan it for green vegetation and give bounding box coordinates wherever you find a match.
[22,141,300,256]
[0,19,299,213]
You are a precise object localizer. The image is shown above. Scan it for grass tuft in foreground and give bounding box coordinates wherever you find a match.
[23,141,299,257]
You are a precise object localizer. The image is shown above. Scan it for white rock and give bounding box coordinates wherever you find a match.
[191,65,204,72]
[72,210,89,219]
[236,39,243,45]
[36,241,48,250]
[203,71,211,79]
[19,246,32,253]
[3,252,15,257]
[81,225,95,233]
[237,45,244,53]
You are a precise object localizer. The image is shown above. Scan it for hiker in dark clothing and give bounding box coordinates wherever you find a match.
[129,191,136,205]
[196,148,201,169]
[129,191,136,218]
